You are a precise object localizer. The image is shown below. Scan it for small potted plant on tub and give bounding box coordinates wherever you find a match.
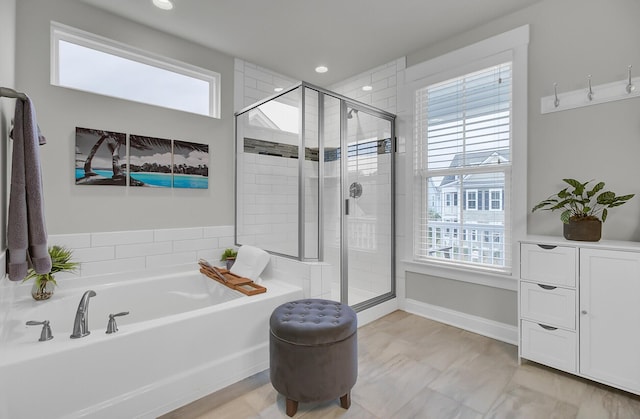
[220,248,238,270]
[532,178,634,241]
[24,245,80,301]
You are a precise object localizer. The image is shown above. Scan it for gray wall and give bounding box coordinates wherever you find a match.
[406,273,517,326]
[0,0,17,277]
[404,0,640,325]
[14,0,235,234]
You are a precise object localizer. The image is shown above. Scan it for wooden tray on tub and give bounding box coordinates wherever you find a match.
[198,261,266,296]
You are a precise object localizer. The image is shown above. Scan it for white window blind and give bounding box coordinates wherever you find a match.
[414,62,512,271]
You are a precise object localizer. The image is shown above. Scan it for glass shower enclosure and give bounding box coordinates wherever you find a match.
[235,82,395,310]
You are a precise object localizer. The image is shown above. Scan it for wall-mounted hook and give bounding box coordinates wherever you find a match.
[627,65,635,94]
[587,75,594,101]
[553,83,560,107]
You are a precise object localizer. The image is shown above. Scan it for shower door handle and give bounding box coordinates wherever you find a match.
[345,199,350,215]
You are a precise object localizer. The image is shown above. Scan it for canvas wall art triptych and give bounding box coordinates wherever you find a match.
[75,127,209,189]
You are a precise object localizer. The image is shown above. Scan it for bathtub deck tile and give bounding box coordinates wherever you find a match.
[91,230,154,246]
[203,225,234,238]
[173,238,219,253]
[48,233,91,249]
[80,257,146,277]
[146,251,197,268]
[154,227,203,242]
[72,246,115,263]
[115,241,172,259]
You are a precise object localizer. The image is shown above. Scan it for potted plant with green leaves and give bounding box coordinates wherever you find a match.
[24,245,80,301]
[532,178,634,241]
[220,248,238,270]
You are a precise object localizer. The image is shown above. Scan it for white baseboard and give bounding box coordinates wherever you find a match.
[402,298,518,345]
[357,297,399,327]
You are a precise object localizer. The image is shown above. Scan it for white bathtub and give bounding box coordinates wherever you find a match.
[0,269,303,418]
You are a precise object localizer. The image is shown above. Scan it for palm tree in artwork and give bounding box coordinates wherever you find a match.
[130,135,173,155]
[82,130,126,178]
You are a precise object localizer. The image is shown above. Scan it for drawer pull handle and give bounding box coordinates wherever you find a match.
[538,284,557,290]
[538,324,558,331]
[537,244,557,250]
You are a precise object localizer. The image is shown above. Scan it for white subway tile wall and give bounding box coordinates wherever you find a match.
[329,58,405,114]
[48,227,232,277]
[45,226,331,299]
[234,58,298,112]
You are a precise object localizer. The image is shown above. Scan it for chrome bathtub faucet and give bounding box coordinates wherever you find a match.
[70,290,97,339]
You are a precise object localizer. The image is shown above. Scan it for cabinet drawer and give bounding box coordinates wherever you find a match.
[521,319,577,373]
[521,243,576,287]
[520,282,576,330]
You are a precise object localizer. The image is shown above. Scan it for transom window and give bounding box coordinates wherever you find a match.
[51,22,220,118]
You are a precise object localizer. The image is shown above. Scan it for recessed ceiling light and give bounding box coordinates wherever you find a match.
[362,85,373,91]
[274,87,283,92]
[315,66,328,74]
[152,0,173,10]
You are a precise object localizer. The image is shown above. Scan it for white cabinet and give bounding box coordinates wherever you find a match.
[520,243,576,287]
[520,238,640,395]
[519,242,577,374]
[520,282,575,330]
[580,248,640,393]
[521,320,576,373]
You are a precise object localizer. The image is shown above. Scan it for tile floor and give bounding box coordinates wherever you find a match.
[161,311,640,418]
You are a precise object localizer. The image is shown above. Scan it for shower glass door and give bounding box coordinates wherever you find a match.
[343,104,394,308]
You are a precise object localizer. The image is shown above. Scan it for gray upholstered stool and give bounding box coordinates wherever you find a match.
[269,299,358,417]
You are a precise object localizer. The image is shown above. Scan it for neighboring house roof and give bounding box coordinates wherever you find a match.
[248,108,280,130]
[440,150,509,187]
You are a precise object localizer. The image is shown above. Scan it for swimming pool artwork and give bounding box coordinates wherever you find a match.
[75,127,127,186]
[74,127,209,189]
[173,140,209,189]
[129,135,173,188]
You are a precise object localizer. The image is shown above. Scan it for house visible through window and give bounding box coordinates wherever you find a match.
[414,62,512,270]
[51,22,220,118]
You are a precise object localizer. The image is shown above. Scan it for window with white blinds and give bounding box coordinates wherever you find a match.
[414,62,512,271]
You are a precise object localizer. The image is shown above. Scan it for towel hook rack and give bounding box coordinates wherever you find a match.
[0,87,27,100]
[587,75,594,101]
[553,83,560,107]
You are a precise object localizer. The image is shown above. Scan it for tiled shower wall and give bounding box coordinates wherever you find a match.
[330,58,405,114]
[234,57,404,301]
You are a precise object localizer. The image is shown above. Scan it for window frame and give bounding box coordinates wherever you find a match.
[466,189,478,211]
[402,25,528,288]
[50,21,221,118]
[490,188,503,211]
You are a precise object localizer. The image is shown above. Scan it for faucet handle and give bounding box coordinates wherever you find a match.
[26,320,53,341]
[106,312,129,334]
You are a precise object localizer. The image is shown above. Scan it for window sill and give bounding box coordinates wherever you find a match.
[401,259,517,291]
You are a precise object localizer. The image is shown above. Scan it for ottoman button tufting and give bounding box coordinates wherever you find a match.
[270,299,357,417]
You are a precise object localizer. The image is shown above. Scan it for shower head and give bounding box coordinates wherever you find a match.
[347,108,358,119]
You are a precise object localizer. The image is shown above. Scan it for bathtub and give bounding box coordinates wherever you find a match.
[0,268,303,418]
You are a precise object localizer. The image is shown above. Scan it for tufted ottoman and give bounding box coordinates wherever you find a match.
[269,299,358,416]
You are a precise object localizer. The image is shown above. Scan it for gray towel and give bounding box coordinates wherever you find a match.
[7,97,51,281]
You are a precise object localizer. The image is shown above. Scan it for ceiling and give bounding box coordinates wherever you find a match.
[80,0,542,86]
